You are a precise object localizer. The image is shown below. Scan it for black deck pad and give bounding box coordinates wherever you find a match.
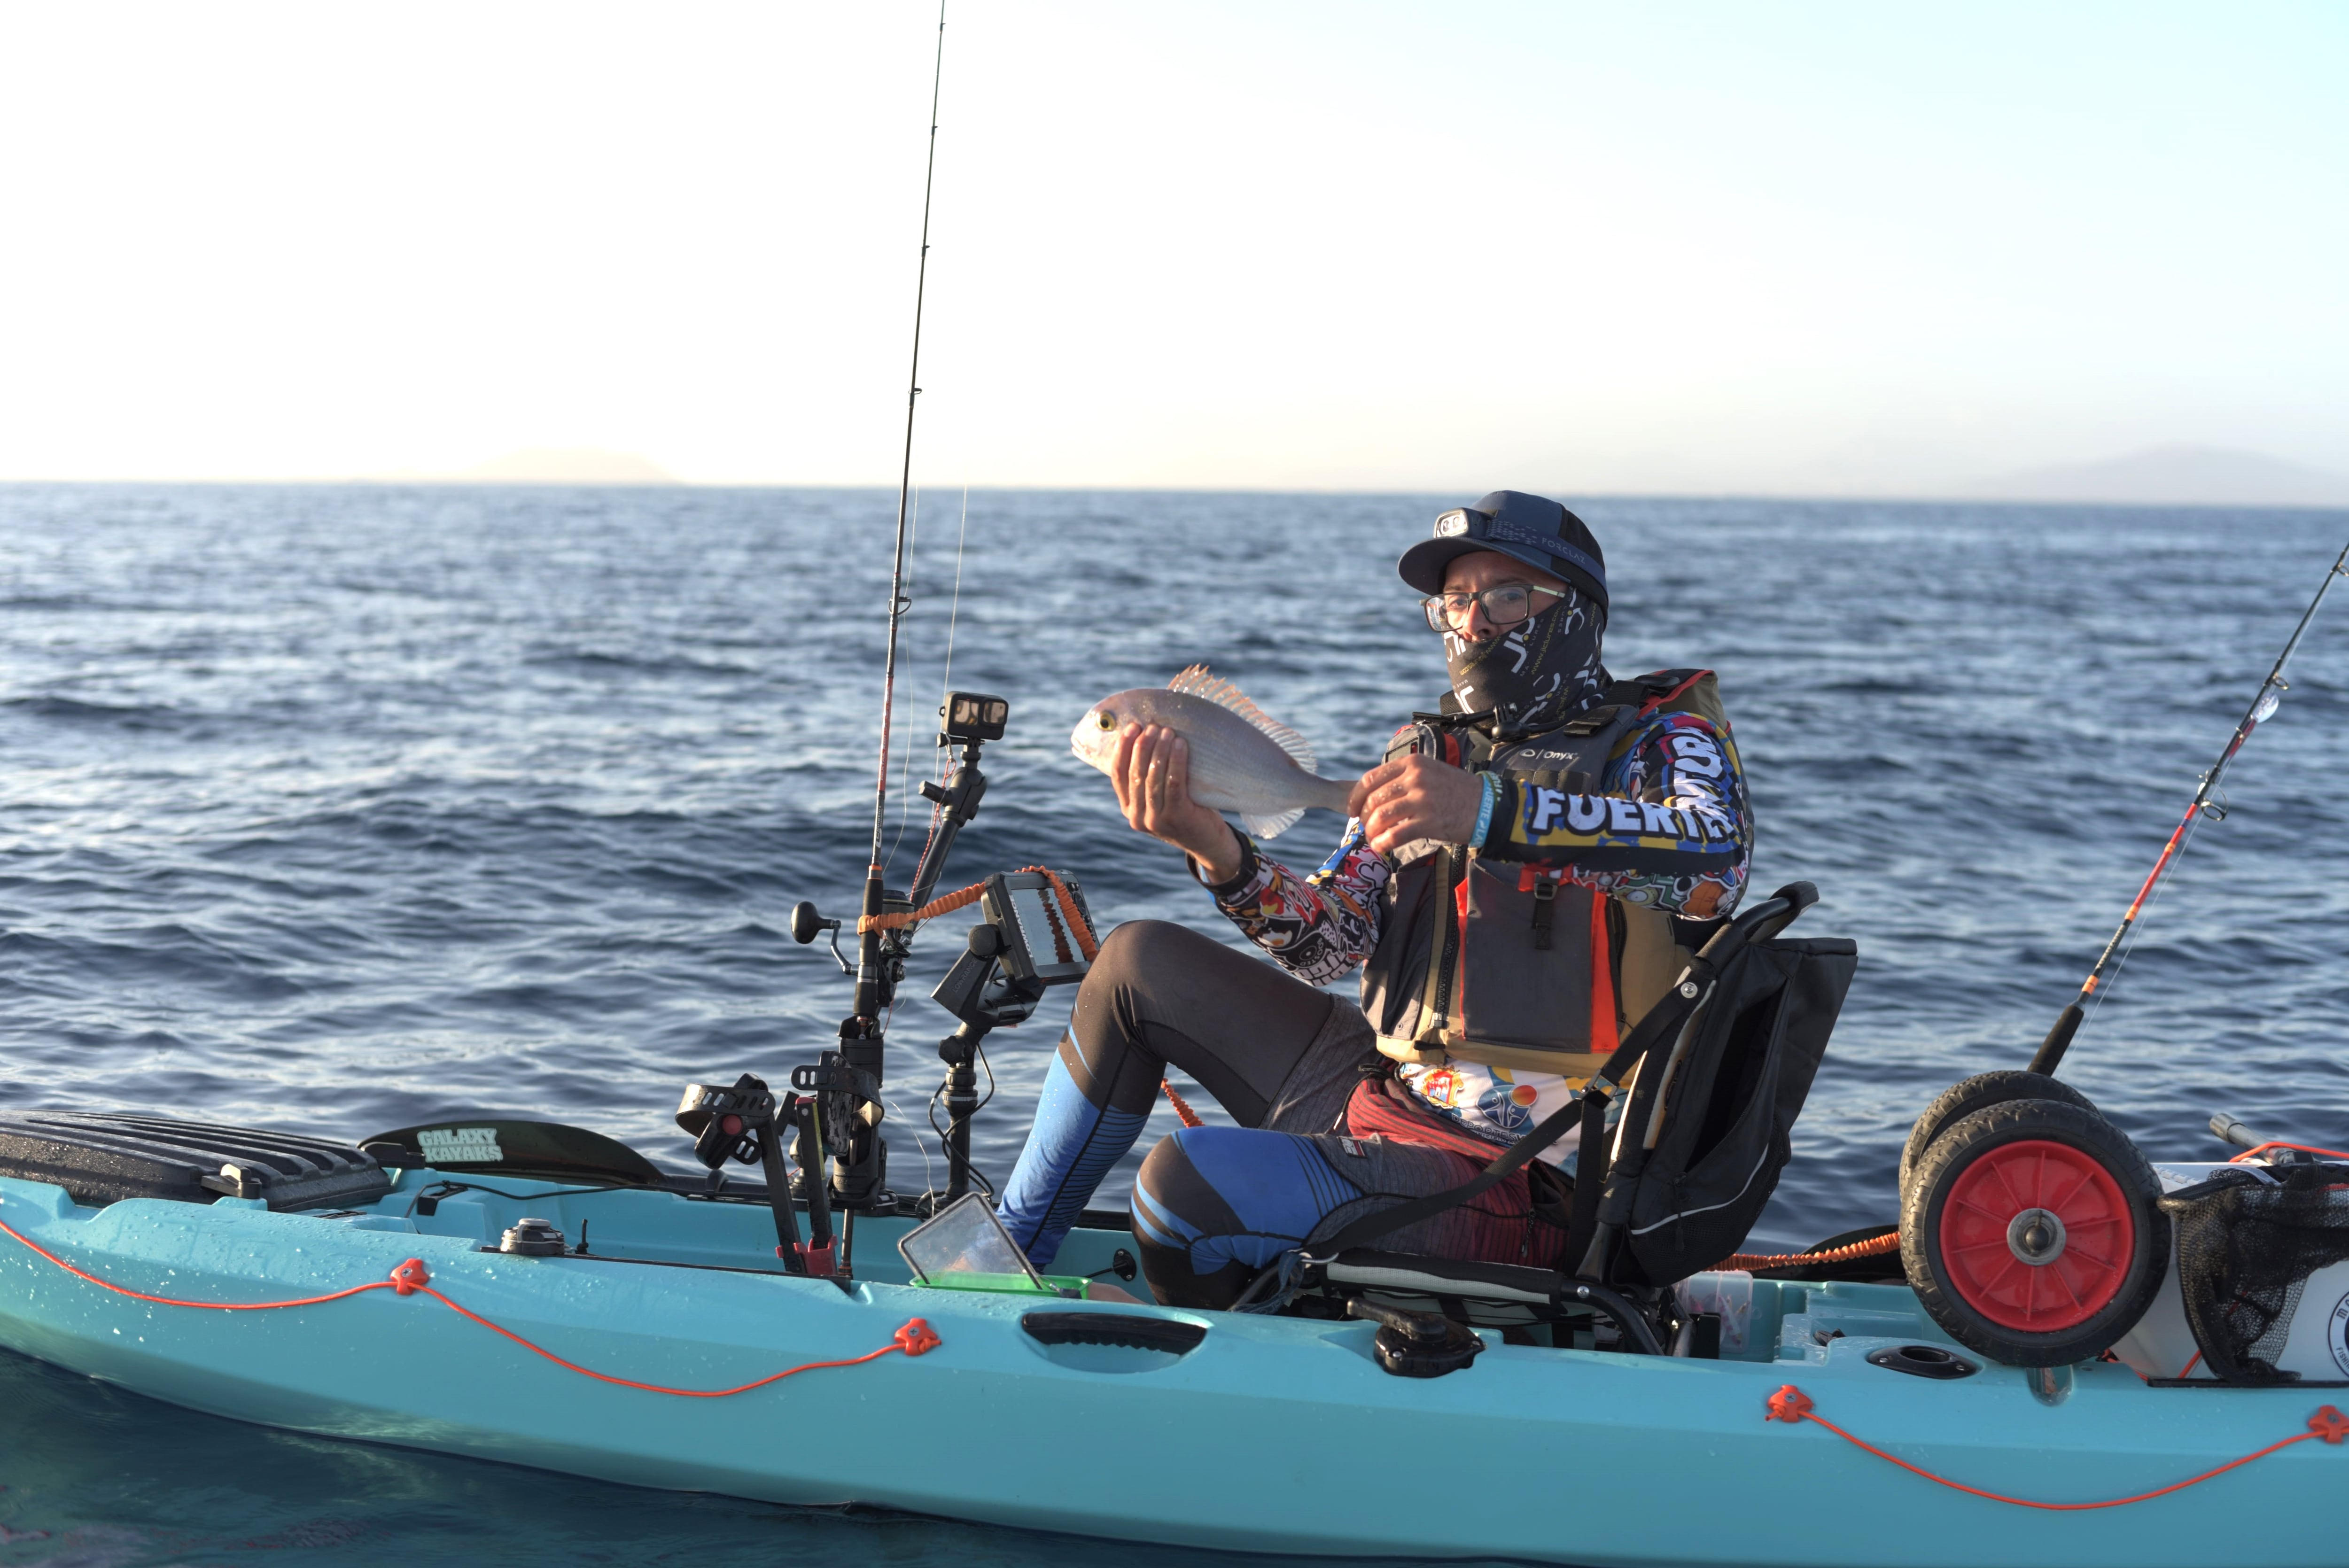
[0,1110,390,1211]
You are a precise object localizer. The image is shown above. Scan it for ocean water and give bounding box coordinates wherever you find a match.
[2,484,2346,1563]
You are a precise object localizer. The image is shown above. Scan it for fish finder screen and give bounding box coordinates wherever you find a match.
[985,872,1091,986]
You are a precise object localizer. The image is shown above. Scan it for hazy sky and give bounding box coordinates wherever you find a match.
[1,2,2343,493]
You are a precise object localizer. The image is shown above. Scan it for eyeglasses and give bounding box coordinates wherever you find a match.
[1421,582,1565,634]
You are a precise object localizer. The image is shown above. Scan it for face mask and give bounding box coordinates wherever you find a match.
[1444,591,1607,738]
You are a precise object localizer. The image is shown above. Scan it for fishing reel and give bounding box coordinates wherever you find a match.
[789,902,851,976]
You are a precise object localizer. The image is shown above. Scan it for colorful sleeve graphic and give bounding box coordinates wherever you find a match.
[1486,711,1751,920]
[1209,823,1390,986]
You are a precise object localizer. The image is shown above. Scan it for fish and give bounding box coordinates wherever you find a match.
[1070,665,1357,839]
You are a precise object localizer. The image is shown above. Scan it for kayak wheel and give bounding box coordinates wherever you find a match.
[1898,1070,2097,1206]
[1902,1097,2167,1366]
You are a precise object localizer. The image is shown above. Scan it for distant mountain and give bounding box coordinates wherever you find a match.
[457,449,681,485]
[1970,444,2349,507]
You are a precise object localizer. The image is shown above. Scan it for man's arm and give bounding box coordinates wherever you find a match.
[1199,823,1391,986]
[1485,711,1752,919]
[1104,717,1388,979]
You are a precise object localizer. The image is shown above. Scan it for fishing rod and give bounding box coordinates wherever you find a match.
[855,0,949,1027]
[704,3,1059,1266]
[753,0,957,1254]
[2030,538,2349,1076]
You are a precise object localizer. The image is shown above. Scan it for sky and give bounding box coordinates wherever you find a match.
[0,2,2343,495]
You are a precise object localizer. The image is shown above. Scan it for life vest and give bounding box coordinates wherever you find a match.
[1358,669,1733,1079]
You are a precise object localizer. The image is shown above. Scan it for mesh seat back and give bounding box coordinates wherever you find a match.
[1615,935,1857,1286]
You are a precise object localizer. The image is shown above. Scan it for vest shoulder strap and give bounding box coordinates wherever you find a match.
[1626,668,1721,724]
[1386,711,1494,768]
[1389,670,1722,764]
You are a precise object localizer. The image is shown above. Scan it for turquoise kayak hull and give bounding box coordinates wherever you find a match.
[1,1169,2342,1568]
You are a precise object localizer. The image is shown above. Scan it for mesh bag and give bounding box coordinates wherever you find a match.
[2158,1163,2349,1384]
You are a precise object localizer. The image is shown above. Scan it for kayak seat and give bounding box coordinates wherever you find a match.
[1322,1249,1589,1330]
[0,1110,391,1211]
[1297,884,1859,1355]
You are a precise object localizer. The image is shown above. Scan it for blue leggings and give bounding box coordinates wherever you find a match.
[996,921,1549,1308]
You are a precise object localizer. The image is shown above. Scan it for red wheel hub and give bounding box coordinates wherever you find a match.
[1935,1138,2135,1332]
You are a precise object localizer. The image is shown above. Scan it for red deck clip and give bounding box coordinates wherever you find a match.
[894,1319,941,1356]
[389,1258,431,1296]
[1766,1384,1813,1424]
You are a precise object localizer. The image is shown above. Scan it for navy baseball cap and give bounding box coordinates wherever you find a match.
[1396,490,1607,611]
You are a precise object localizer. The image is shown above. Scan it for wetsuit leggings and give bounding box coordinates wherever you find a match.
[995,920,1565,1309]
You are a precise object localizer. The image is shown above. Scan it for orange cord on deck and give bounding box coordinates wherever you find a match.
[0,1210,938,1397]
[0,1212,405,1311]
[2232,1141,2349,1164]
[1711,1231,1902,1273]
[856,867,1201,1126]
[420,1287,939,1396]
[1766,1384,2349,1508]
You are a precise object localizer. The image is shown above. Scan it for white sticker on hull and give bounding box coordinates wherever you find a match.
[418,1126,504,1164]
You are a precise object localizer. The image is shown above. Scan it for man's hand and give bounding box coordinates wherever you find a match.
[1112,723,1244,883]
[1349,754,1485,857]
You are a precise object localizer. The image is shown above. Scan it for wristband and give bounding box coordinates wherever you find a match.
[1194,831,1260,899]
[1470,773,1499,847]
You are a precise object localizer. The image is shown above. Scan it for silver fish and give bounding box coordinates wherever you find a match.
[1071,665,1355,839]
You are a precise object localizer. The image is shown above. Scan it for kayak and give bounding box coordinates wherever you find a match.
[2,1129,2344,1568]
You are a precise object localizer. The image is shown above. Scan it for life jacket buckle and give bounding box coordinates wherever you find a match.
[1520,867,1563,951]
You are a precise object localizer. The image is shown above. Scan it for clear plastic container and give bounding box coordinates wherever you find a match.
[1672,1270,1755,1353]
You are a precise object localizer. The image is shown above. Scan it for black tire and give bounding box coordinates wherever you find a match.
[1898,1070,2097,1204]
[1902,1098,2167,1367]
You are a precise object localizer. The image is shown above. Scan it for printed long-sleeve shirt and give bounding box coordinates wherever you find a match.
[1207,706,1750,988]
[1201,705,1752,1157]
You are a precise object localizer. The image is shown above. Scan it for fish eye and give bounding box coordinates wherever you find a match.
[1095,712,1116,730]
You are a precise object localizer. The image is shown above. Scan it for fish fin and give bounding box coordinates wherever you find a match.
[1167,665,1317,773]
[1239,807,1305,840]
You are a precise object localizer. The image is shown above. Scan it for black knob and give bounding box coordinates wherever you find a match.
[500,1217,568,1257]
[790,901,836,946]
[966,922,1004,958]
[1346,1297,1485,1377]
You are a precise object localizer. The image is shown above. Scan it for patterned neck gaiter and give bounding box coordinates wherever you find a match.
[1444,591,1608,739]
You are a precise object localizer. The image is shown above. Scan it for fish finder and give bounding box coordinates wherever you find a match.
[982,870,1093,988]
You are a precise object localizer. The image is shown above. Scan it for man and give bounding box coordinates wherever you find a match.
[997,491,1752,1308]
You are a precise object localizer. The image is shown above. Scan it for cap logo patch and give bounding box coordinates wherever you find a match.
[1434,509,1471,538]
